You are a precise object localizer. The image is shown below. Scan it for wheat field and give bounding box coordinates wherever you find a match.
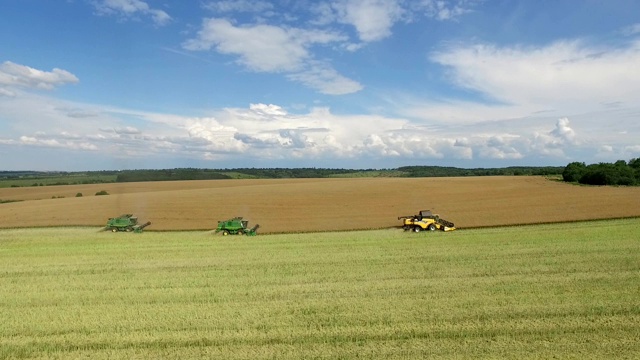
[0,177,639,232]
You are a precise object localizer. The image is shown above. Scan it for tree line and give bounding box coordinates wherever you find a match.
[114,168,374,181]
[562,159,640,186]
[397,166,563,177]
[2,166,568,186]
[112,166,565,182]
[114,169,230,182]
[7,162,639,186]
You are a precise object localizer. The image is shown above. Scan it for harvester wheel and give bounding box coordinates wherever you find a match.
[237,230,244,235]
[413,226,422,233]
[222,230,229,236]
[428,224,436,231]
[126,227,133,232]
[111,228,117,232]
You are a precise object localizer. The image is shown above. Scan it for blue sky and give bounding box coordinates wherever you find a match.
[1,0,639,171]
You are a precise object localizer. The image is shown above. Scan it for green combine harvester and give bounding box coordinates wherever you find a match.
[215,217,259,236]
[105,214,151,233]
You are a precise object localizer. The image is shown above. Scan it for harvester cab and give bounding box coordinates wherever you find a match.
[215,217,259,236]
[105,214,151,233]
[398,210,456,232]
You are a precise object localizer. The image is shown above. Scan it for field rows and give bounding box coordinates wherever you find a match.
[1,220,639,358]
[0,177,639,232]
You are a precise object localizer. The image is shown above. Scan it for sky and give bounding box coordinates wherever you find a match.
[1,0,639,171]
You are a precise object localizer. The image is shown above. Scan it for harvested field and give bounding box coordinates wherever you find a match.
[1,220,640,359]
[0,176,639,233]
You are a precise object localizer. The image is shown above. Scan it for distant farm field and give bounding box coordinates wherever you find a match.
[1,220,639,359]
[0,176,639,232]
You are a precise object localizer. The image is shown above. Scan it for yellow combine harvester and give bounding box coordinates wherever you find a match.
[398,210,456,232]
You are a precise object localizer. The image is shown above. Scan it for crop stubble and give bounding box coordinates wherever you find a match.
[0,176,639,233]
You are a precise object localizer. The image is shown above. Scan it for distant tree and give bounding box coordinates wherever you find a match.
[562,162,586,182]
[614,160,637,185]
[95,190,109,196]
[577,161,636,186]
[579,164,612,185]
[629,158,640,183]
[561,160,640,186]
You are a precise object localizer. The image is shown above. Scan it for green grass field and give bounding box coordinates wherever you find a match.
[1,220,639,359]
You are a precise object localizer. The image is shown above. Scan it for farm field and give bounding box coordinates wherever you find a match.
[1,219,639,359]
[0,176,639,232]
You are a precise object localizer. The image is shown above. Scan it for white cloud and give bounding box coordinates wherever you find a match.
[184,19,306,72]
[478,136,524,160]
[179,106,582,163]
[527,118,579,158]
[112,126,142,135]
[0,46,635,168]
[65,109,100,118]
[185,117,246,153]
[148,9,171,26]
[328,0,474,43]
[331,0,404,42]
[169,104,409,159]
[0,61,79,91]
[181,1,480,95]
[203,0,273,13]
[309,3,337,26]
[622,23,640,36]
[17,134,98,151]
[593,143,640,161]
[601,145,614,152]
[183,18,361,94]
[0,89,633,168]
[550,117,576,144]
[401,99,535,125]
[287,61,363,95]
[0,88,16,97]
[417,0,476,21]
[625,145,640,155]
[430,39,640,110]
[93,0,171,26]
[394,37,640,161]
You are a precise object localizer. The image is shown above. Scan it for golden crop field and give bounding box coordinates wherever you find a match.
[0,176,639,233]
